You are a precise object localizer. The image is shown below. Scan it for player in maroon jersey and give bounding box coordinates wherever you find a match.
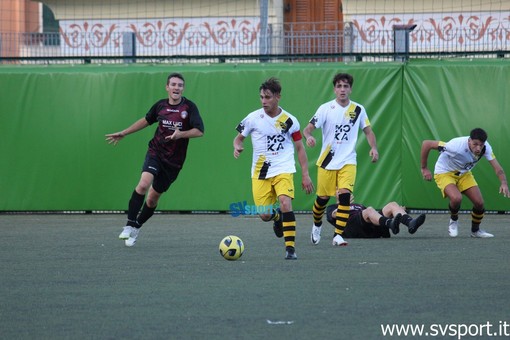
[106,73,204,246]
[324,200,425,239]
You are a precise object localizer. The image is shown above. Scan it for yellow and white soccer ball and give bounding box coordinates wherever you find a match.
[219,235,244,261]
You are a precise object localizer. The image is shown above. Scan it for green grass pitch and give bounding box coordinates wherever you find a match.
[1,212,509,339]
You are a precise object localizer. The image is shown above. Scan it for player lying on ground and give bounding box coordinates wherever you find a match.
[316,201,426,241]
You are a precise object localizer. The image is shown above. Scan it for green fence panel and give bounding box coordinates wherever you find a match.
[402,59,510,211]
[1,60,508,211]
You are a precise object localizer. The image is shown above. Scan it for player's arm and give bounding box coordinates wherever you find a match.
[303,123,317,147]
[167,127,204,140]
[294,137,314,194]
[488,158,510,198]
[233,133,245,159]
[105,117,149,145]
[363,126,379,162]
[420,140,440,181]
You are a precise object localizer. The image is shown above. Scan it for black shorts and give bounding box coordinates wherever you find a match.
[343,211,375,238]
[326,205,390,238]
[142,153,180,193]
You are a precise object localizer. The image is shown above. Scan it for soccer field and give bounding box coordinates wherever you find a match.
[1,212,509,339]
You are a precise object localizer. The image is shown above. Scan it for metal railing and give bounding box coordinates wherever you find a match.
[1,22,508,64]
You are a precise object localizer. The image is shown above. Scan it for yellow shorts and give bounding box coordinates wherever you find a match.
[316,164,356,197]
[434,171,478,198]
[252,173,294,207]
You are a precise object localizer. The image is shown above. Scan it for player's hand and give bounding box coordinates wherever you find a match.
[369,148,379,162]
[302,175,314,194]
[421,168,432,181]
[166,129,182,141]
[105,132,125,145]
[233,147,244,158]
[306,136,316,148]
[500,184,510,198]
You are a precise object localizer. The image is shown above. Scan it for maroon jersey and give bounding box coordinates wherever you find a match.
[145,97,204,169]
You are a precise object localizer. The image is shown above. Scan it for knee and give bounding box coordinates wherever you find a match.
[448,194,463,206]
[278,196,293,212]
[365,207,376,214]
[472,200,484,211]
[145,192,161,208]
[279,201,292,212]
[135,183,150,195]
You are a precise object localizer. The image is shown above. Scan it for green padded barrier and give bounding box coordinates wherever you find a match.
[0,60,508,211]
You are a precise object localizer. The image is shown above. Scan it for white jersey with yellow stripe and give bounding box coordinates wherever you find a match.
[310,99,371,170]
[434,136,495,175]
[236,107,301,179]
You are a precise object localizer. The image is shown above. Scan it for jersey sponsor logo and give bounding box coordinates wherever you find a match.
[267,134,286,152]
[162,119,183,130]
[335,124,351,141]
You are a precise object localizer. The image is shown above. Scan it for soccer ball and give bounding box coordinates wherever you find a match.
[219,235,244,261]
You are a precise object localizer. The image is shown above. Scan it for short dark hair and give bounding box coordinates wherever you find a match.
[332,73,354,87]
[470,128,487,142]
[260,77,281,95]
[167,72,185,84]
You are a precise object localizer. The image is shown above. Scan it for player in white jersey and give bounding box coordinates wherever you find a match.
[237,108,299,180]
[233,77,314,260]
[421,128,509,238]
[303,73,379,247]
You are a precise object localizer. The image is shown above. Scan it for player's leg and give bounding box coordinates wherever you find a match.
[333,165,356,246]
[252,178,282,238]
[382,202,425,234]
[463,185,492,238]
[138,165,179,226]
[279,195,297,259]
[137,186,161,224]
[274,174,297,259]
[444,183,463,237]
[252,178,275,220]
[435,173,462,237]
[363,206,401,235]
[311,167,334,244]
[119,171,153,240]
[268,179,283,238]
[125,165,179,247]
[131,172,153,222]
[333,190,351,245]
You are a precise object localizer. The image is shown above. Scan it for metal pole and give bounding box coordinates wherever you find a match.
[259,0,269,61]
